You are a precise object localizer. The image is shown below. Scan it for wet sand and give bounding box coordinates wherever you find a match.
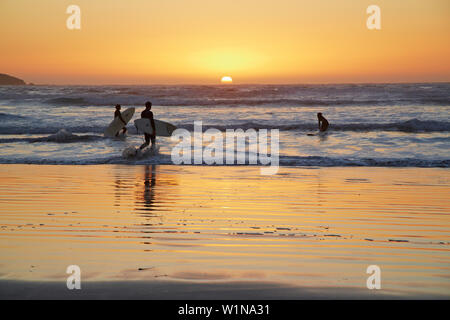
[0,165,449,299]
[2,280,446,300]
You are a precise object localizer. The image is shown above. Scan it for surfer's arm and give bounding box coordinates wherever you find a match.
[118,113,126,124]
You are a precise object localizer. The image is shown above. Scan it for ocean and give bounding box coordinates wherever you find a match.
[0,83,449,167]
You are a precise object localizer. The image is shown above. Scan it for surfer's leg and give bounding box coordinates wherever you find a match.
[140,133,150,149]
[150,135,155,146]
[139,141,149,149]
[148,135,156,150]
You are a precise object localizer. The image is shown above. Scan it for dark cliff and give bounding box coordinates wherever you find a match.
[0,74,26,85]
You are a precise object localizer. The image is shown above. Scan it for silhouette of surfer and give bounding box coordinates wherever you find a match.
[317,113,329,132]
[114,104,127,136]
[139,101,156,150]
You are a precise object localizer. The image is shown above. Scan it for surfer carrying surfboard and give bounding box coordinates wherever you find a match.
[317,112,329,132]
[114,104,128,136]
[139,101,156,150]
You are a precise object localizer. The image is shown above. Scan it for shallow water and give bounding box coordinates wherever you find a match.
[0,165,448,297]
[0,84,449,166]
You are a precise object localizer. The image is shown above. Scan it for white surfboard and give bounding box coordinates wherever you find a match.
[134,118,177,137]
[104,108,135,137]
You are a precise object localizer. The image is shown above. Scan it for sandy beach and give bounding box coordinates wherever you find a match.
[0,164,448,299]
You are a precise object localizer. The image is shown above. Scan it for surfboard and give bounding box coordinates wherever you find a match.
[104,108,135,137]
[134,118,177,137]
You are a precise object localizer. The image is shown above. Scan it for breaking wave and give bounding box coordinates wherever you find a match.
[0,129,103,143]
[0,112,27,120]
[0,155,447,167]
[1,83,449,107]
[180,119,450,133]
[1,119,448,135]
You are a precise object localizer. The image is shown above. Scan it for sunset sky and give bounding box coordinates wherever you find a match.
[0,0,449,84]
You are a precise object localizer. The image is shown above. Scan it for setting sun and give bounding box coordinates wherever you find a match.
[221,76,233,84]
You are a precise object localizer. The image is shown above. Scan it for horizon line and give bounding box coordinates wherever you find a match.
[13,80,450,86]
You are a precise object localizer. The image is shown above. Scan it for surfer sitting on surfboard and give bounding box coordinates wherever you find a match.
[317,112,329,132]
[114,104,128,136]
[139,101,156,150]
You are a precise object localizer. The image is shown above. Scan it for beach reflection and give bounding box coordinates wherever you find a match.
[0,165,449,296]
[134,165,157,214]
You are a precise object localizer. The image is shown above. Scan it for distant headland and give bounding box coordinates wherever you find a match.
[0,74,27,85]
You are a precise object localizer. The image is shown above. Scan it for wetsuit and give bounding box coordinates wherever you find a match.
[319,116,329,132]
[140,109,156,149]
[114,110,127,135]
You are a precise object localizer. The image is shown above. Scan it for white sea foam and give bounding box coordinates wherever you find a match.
[122,146,138,158]
[122,145,160,159]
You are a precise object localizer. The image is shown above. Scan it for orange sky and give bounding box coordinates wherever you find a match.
[0,0,449,84]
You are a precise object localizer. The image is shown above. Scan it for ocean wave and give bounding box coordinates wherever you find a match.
[1,119,449,135]
[180,119,450,133]
[0,126,103,135]
[1,83,449,107]
[44,97,88,105]
[327,119,450,132]
[279,156,450,168]
[0,155,447,167]
[31,130,102,143]
[34,97,450,107]
[0,130,103,143]
[0,112,27,120]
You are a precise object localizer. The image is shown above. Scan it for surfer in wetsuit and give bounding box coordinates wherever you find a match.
[139,101,156,150]
[114,104,127,136]
[317,113,329,132]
